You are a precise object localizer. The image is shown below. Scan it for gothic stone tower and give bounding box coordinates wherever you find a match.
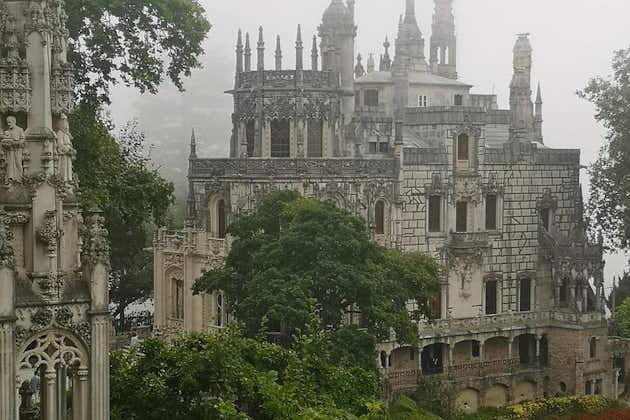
[0,1,110,419]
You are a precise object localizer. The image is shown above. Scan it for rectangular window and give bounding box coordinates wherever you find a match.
[585,381,593,395]
[457,134,469,161]
[307,119,323,158]
[379,142,389,153]
[595,379,602,395]
[246,121,255,157]
[485,280,498,315]
[428,196,442,232]
[486,194,498,230]
[365,89,379,107]
[454,94,463,106]
[520,278,532,312]
[418,95,429,107]
[369,142,378,154]
[430,291,442,319]
[456,201,468,232]
[270,120,290,157]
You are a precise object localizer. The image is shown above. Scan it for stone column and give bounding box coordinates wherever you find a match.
[75,367,89,420]
[0,264,16,420]
[90,314,110,420]
[535,336,541,365]
[44,368,58,420]
[508,337,514,360]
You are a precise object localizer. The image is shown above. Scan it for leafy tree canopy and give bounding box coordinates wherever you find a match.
[194,191,442,345]
[71,105,175,323]
[66,0,211,104]
[614,297,630,338]
[579,46,630,250]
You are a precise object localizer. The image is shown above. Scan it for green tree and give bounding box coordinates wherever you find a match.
[613,297,630,338]
[579,46,630,250]
[66,0,211,104]
[70,106,174,324]
[194,191,442,345]
[608,272,630,311]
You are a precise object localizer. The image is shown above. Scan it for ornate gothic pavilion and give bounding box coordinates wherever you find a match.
[0,1,110,419]
[154,0,630,411]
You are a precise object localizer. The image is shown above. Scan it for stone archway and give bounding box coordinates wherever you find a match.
[455,388,480,413]
[18,329,90,420]
[484,384,509,408]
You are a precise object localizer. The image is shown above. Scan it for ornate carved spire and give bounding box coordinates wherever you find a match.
[275,35,282,70]
[534,82,544,143]
[405,0,416,23]
[296,25,304,70]
[367,53,375,73]
[189,129,197,159]
[235,29,243,74]
[311,35,319,70]
[244,32,252,71]
[257,26,265,71]
[381,36,392,71]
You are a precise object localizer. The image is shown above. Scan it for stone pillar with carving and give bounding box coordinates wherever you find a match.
[83,211,111,420]
[0,216,16,420]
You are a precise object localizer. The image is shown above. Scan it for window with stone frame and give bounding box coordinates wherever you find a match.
[375,200,386,234]
[589,337,597,359]
[246,120,255,157]
[456,201,468,232]
[485,193,498,230]
[217,199,227,239]
[485,280,498,315]
[454,94,463,106]
[418,95,429,107]
[172,278,184,319]
[595,379,602,395]
[585,380,593,395]
[430,290,442,319]
[307,119,323,157]
[457,134,469,161]
[364,89,379,107]
[519,277,532,312]
[428,195,442,232]
[369,139,389,154]
[559,278,569,305]
[471,341,480,358]
[270,119,290,157]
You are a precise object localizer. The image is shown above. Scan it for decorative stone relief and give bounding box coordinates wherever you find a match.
[81,212,110,267]
[1,116,26,181]
[0,212,15,268]
[37,211,60,253]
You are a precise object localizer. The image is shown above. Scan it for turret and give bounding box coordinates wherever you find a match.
[430,0,457,79]
[367,54,375,73]
[244,33,252,71]
[509,34,534,141]
[311,35,319,70]
[319,0,357,121]
[257,26,265,71]
[235,29,244,74]
[296,25,304,70]
[275,35,283,70]
[534,82,544,143]
[392,0,428,74]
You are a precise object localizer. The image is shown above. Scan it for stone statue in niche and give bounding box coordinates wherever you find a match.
[6,32,20,62]
[55,114,75,181]
[1,116,26,181]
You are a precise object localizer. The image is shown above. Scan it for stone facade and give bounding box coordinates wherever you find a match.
[154,0,629,412]
[0,1,110,419]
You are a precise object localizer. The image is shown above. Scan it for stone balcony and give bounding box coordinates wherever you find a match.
[155,228,228,258]
[447,231,490,257]
[417,310,606,339]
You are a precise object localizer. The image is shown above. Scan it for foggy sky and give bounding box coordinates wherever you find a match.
[109,0,630,287]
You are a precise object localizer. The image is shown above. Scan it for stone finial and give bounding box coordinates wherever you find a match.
[244,32,252,72]
[296,25,304,70]
[189,129,197,159]
[536,82,543,104]
[354,53,365,79]
[381,36,392,71]
[275,35,282,71]
[367,53,375,73]
[311,35,319,71]
[257,26,265,71]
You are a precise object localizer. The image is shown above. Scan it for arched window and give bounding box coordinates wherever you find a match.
[589,337,597,359]
[559,278,568,305]
[457,134,469,161]
[375,200,385,235]
[217,200,226,239]
[271,119,290,157]
[172,278,184,319]
[380,351,387,368]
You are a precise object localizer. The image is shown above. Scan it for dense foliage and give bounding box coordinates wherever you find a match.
[70,105,175,323]
[614,297,630,338]
[579,46,630,250]
[66,0,211,104]
[193,191,442,345]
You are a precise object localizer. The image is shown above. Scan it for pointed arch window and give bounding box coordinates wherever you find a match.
[217,200,227,239]
[457,134,469,161]
[271,120,290,157]
[375,200,385,235]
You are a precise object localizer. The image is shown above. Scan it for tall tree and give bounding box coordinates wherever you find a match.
[579,46,630,250]
[194,192,442,345]
[70,106,175,325]
[65,0,211,105]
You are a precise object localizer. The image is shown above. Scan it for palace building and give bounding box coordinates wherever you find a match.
[0,1,111,419]
[153,0,630,411]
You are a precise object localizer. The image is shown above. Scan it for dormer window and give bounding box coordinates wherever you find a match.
[457,134,469,161]
[365,89,379,107]
[418,95,429,107]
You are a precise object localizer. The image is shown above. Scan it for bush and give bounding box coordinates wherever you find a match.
[508,395,621,419]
